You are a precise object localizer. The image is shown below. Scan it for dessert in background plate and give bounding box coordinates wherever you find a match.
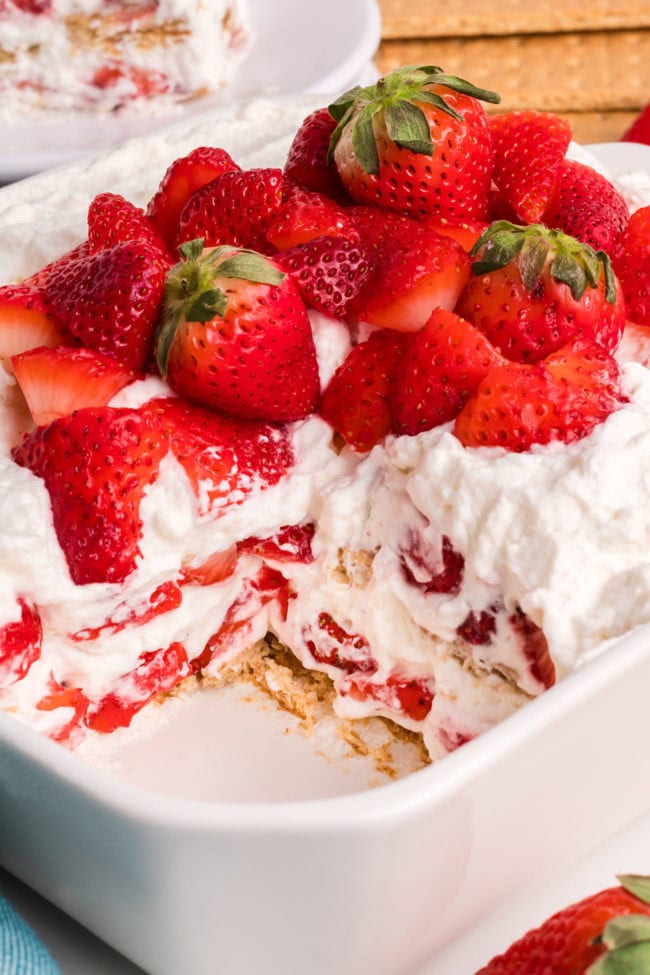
[2,68,650,765]
[0,0,249,117]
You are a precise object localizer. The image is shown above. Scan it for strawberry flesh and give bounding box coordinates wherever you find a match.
[0,598,42,689]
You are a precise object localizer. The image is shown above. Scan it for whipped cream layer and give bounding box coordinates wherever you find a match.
[0,0,250,119]
[1,100,650,756]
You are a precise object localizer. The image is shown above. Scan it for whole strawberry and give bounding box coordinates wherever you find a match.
[476,874,650,974]
[456,222,625,363]
[45,241,167,370]
[543,159,629,253]
[612,205,650,326]
[328,65,500,222]
[12,407,168,585]
[156,240,319,421]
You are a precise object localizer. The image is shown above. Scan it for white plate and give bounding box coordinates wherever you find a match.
[1,140,650,975]
[0,0,381,182]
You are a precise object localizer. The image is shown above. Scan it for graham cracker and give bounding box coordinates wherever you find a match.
[554,111,638,144]
[376,31,650,113]
[379,0,650,39]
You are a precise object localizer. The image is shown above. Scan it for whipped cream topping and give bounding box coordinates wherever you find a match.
[1,99,650,756]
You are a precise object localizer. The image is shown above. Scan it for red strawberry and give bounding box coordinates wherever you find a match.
[543,159,629,253]
[142,396,294,513]
[489,111,572,223]
[72,580,183,643]
[176,168,283,255]
[274,234,373,320]
[0,283,68,359]
[284,107,349,202]
[88,192,170,260]
[0,598,42,690]
[354,225,471,332]
[390,308,505,435]
[22,242,89,290]
[510,607,556,690]
[12,407,168,585]
[146,146,240,248]
[456,222,626,363]
[399,531,465,595]
[265,183,358,250]
[45,240,167,370]
[85,642,190,733]
[477,874,650,974]
[621,101,650,144]
[329,65,500,222]
[420,217,488,253]
[611,205,650,326]
[342,673,435,722]
[304,612,376,673]
[320,330,407,451]
[11,346,135,425]
[239,524,315,563]
[156,241,319,421]
[180,546,238,587]
[36,675,90,745]
[454,339,623,452]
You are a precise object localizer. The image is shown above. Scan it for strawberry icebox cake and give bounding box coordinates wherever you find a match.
[2,65,650,763]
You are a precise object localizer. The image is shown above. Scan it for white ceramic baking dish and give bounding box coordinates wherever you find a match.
[1,130,649,975]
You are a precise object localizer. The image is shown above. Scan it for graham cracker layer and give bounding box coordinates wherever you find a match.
[379,0,650,39]
[376,30,650,113]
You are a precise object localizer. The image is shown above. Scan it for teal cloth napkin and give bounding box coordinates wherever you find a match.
[0,895,60,975]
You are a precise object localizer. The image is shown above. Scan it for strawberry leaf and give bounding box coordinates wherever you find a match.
[601,915,650,950]
[414,89,463,123]
[185,288,227,323]
[215,251,285,286]
[178,238,205,262]
[619,875,650,905]
[385,101,433,154]
[352,106,381,175]
[587,941,650,973]
[599,251,618,305]
[518,234,551,291]
[551,249,588,301]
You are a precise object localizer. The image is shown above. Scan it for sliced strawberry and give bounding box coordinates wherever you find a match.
[612,205,650,326]
[36,675,90,744]
[454,339,624,451]
[180,546,238,586]
[202,566,291,663]
[12,407,168,585]
[456,606,498,645]
[320,330,407,451]
[146,146,241,248]
[0,598,42,689]
[239,524,315,563]
[11,346,135,425]
[45,240,167,370]
[303,612,376,673]
[71,581,183,643]
[489,111,572,223]
[176,168,283,255]
[284,107,349,202]
[354,226,471,332]
[543,159,629,253]
[390,308,505,435]
[420,217,488,253]
[342,673,435,722]
[509,607,556,690]
[142,397,294,514]
[85,642,190,733]
[274,234,373,320]
[22,242,90,290]
[399,532,465,595]
[88,192,170,260]
[265,183,358,250]
[0,284,68,359]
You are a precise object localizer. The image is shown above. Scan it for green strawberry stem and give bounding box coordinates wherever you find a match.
[156,240,285,378]
[327,65,501,174]
[470,221,617,304]
[586,875,650,974]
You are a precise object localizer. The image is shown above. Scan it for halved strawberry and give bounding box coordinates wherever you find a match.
[265,183,358,250]
[176,168,283,255]
[22,242,90,290]
[543,159,629,253]
[12,407,168,585]
[274,234,373,320]
[489,111,572,223]
[0,598,42,690]
[454,339,624,451]
[0,284,68,359]
[284,107,349,202]
[180,546,238,587]
[611,205,650,326]
[45,240,167,370]
[146,146,241,248]
[88,192,170,260]
[342,673,435,722]
[11,346,135,425]
[390,308,505,435]
[320,329,408,451]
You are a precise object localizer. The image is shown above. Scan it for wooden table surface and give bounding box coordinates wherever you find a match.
[376,0,650,143]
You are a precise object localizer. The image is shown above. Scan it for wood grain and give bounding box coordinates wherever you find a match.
[376,31,650,113]
[379,0,650,39]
